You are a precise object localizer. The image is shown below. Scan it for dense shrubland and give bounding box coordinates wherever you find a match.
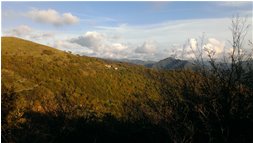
[2,16,253,143]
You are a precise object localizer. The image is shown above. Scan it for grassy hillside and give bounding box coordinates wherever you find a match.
[2,37,177,142]
[2,37,163,117]
[2,37,253,143]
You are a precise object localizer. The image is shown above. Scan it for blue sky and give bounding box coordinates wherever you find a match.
[2,1,253,61]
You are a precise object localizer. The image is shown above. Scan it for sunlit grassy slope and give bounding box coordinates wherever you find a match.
[2,37,173,119]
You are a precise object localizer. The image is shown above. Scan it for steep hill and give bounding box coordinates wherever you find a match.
[3,37,184,142]
[2,37,166,118]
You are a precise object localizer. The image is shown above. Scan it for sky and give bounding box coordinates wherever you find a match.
[2,1,253,61]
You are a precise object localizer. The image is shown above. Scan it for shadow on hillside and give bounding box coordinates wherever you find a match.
[2,111,169,143]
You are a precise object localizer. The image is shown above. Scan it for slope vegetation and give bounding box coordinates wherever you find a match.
[2,37,165,118]
[2,37,253,143]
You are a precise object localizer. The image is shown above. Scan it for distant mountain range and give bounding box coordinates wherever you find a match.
[114,57,196,70]
[114,57,253,71]
[147,57,196,70]
[111,58,156,66]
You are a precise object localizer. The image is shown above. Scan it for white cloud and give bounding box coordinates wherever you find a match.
[203,38,226,58]
[205,38,225,53]
[135,40,157,54]
[66,32,168,60]
[69,31,105,51]
[7,25,32,37]
[54,40,95,55]
[95,17,252,61]
[111,43,128,51]
[62,13,80,24]
[189,38,197,51]
[4,25,55,43]
[170,38,227,60]
[67,31,132,59]
[180,38,199,60]
[26,9,79,26]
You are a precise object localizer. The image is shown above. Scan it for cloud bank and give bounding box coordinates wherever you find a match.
[3,16,252,61]
[4,25,54,42]
[26,9,79,26]
[135,40,157,54]
[55,31,132,59]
